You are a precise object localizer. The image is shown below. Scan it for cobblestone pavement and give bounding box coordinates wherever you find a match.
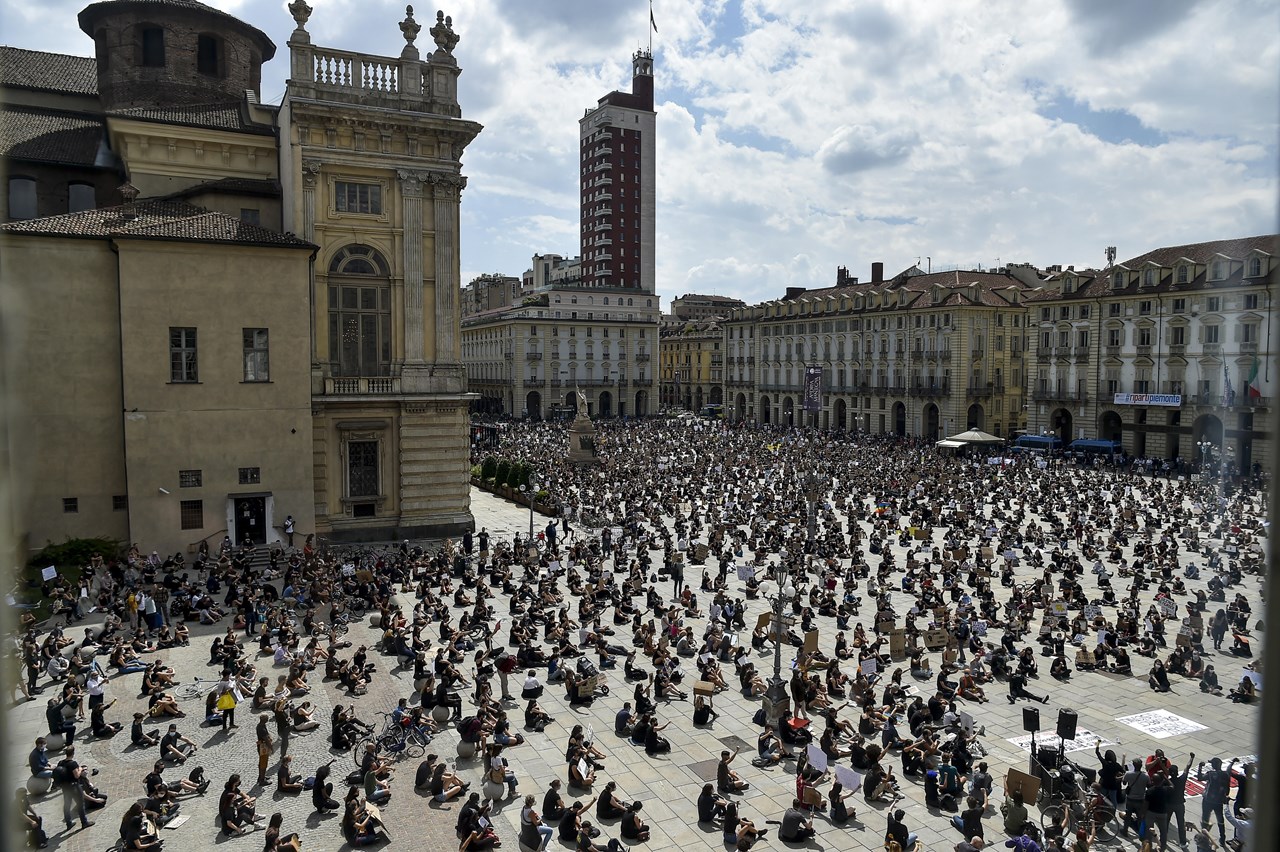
[5,481,1266,852]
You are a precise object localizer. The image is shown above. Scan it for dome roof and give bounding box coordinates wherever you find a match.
[78,0,276,61]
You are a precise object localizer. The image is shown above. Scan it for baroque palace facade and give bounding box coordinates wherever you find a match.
[667,237,1274,471]
[1,0,480,556]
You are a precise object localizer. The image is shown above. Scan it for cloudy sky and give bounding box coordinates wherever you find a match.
[5,0,1278,307]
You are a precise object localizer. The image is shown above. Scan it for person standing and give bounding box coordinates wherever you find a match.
[256,714,274,787]
[216,677,239,730]
[1146,772,1174,852]
[1169,756,1193,848]
[284,515,295,547]
[143,591,159,632]
[1197,758,1235,847]
[274,700,291,758]
[1122,759,1150,838]
[55,745,93,831]
[85,666,108,712]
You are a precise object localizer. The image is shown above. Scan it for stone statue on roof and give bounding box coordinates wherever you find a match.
[430,10,460,54]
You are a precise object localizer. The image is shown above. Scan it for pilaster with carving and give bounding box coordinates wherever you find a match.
[301,159,321,242]
[431,173,466,369]
[398,169,428,365]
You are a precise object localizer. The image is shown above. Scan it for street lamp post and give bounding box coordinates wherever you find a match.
[763,572,797,726]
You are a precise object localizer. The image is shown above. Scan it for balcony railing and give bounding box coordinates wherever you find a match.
[1203,342,1221,354]
[1031,389,1087,403]
[966,386,993,398]
[1135,345,1152,356]
[325,376,400,395]
[635,353,651,361]
[525,352,542,360]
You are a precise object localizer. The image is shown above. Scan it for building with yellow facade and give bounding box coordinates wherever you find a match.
[725,263,1036,438]
[1,0,480,556]
[659,319,725,413]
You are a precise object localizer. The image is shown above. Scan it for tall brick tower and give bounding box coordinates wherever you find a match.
[578,49,655,293]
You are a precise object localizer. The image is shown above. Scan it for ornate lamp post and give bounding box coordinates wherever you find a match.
[763,572,798,726]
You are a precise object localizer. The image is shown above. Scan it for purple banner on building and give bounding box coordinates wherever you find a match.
[803,365,823,411]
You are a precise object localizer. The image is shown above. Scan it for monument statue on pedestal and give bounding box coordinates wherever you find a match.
[567,385,601,466]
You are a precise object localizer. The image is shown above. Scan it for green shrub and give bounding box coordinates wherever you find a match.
[480,456,498,481]
[29,536,122,569]
[494,459,511,487]
[509,462,531,490]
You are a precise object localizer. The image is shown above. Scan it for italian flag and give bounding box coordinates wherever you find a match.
[1247,356,1262,399]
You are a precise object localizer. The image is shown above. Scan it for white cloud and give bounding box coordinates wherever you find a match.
[3,0,1274,304]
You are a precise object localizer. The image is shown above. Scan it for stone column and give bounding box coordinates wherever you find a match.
[302,159,321,365]
[398,169,427,365]
[430,173,465,370]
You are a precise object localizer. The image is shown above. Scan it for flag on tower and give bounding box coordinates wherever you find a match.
[650,1,658,32]
[1247,356,1262,399]
[1222,363,1236,407]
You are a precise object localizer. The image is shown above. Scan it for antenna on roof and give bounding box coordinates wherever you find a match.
[1105,246,1116,268]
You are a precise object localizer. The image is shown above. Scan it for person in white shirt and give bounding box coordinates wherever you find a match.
[86,668,108,710]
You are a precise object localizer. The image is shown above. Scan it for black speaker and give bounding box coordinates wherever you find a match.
[1057,709,1078,741]
[1022,707,1040,733]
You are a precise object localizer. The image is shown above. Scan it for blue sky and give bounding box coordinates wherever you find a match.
[4,0,1277,306]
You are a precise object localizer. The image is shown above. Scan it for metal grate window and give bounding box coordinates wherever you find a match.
[112,495,129,512]
[347,440,379,497]
[62,497,78,513]
[179,500,203,530]
[179,470,202,488]
[238,467,261,485]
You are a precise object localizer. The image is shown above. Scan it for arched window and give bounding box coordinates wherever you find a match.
[8,176,36,219]
[327,245,392,377]
[68,182,95,213]
[1248,258,1262,277]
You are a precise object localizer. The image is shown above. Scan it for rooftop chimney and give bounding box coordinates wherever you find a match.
[784,286,806,300]
[871,261,884,283]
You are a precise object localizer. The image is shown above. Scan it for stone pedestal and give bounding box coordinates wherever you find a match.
[567,413,601,466]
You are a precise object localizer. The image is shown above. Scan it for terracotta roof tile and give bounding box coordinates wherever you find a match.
[1,199,314,249]
[109,103,274,135]
[0,46,98,95]
[0,106,109,166]
[1026,235,1278,301]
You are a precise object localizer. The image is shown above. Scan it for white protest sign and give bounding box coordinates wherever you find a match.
[41,566,57,581]
[860,657,878,678]
[834,766,862,791]
[1083,605,1102,621]
[806,744,828,772]
[737,564,756,581]
[1158,598,1178,618]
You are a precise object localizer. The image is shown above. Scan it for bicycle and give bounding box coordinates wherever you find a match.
[176,678,224,701]
[352,720,429,766]
[1039,760,1116,839]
